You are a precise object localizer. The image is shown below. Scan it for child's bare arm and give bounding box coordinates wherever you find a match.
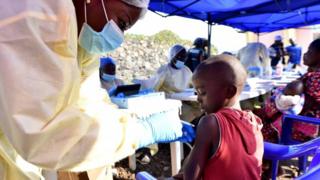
[183,115,220,180]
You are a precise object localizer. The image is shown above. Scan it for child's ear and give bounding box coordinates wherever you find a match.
[226,85,237,99]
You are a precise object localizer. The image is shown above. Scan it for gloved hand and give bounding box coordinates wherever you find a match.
[107,86,117,96]
[154,121,195,144]
[139,88,154,95]
[177,121,195,143]
[136,111,196,148]
[132,79,141,85]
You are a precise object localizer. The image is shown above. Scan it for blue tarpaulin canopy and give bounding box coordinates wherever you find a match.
[149,0,320,33]
[149,0,320,54]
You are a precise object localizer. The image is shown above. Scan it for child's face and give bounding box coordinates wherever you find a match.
[193,75,227,114]
[303,45,320,68]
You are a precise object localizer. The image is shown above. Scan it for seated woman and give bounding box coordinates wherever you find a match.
[99,57,124,95]
[257,38,320,143]
[135,44,201,122]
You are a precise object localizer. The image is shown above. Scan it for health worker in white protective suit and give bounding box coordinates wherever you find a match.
[137,44,193,94]
[237,42,272,77]
[136,44,202,122]
[0,0,194,179]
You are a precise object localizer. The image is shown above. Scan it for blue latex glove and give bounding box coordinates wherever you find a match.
[137,111,196,148]
[132,79,141,85]
[107,86,117,96]
[139,88,154,95]
[154,121,195,144]
[177,121,196,143]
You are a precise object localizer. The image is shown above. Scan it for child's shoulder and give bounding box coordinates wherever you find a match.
[196,114,220,151]
[198,114,219,133]
[200,114,217,123]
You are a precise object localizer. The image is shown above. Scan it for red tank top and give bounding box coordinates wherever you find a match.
[203,108,264,180]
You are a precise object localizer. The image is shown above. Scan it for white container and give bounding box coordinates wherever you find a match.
[275,62,283,76]
[111,92,165,109]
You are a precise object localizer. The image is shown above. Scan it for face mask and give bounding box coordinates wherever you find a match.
[78,0,124,54]
[101,73,115,81]
[174,60,185,69]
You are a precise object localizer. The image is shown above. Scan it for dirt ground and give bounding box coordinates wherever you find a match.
[114,144,172,180]
[113,144,300,180]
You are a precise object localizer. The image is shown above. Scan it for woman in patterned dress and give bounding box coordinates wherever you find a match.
[257,38,320,142]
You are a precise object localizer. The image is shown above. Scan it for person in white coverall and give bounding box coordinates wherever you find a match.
[136,44,202,122]
[0,0,194,179]
[237,42,272,77]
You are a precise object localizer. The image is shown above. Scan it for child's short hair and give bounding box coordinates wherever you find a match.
[194,54,247,90]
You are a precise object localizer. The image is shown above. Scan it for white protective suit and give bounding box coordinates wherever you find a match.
[136,44,201,122]
[137,44,193,96]
[237,42,272,76]
[137,57,201,122]
[0,1,181,179]
[137,63,193,96]
[150,64,201,122]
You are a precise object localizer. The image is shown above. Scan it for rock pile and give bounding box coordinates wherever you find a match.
[109,35,191,83]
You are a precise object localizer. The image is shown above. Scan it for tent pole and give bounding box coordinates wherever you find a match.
[207,23,212,56]
[257,32,260,42]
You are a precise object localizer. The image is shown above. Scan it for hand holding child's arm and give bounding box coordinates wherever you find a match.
[183,115,220,180]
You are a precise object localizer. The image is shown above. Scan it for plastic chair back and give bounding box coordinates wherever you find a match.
[296,148,320,180]
[281,114,320,145]
[309,148,320,170]
[136,172,157,180]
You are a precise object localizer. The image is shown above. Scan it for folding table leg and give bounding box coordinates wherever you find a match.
[128,154,136,171]
[170,141,181,175]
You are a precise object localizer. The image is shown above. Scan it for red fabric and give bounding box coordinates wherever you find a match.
[302,70,320,104]
[262,70,320,142]
[203,108,264,180]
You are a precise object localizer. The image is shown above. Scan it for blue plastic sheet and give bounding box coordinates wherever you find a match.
[149,0,320,33]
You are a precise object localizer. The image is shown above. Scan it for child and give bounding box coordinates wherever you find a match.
[182,55,264,180]
[260,80,305,144]
[283,80,304,96]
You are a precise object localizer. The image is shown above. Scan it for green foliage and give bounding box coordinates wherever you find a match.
[210,46,218,55]
[125,34,147,41]
[125,30,218,52]
[151,30,191,45]
[126,30,192,46]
